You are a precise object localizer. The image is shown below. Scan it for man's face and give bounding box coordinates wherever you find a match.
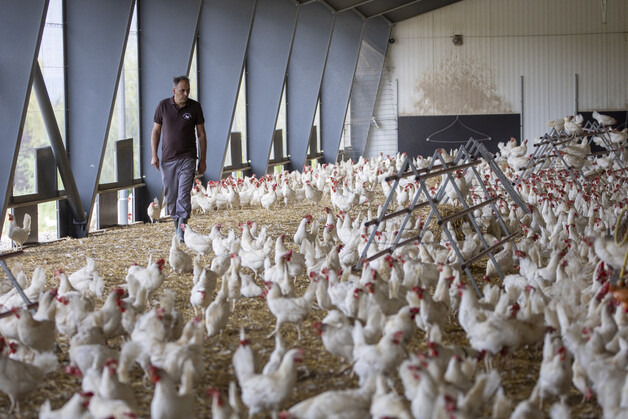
[173,80,190,106]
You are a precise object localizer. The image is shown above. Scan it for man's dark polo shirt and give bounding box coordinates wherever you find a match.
[154,97,205,163]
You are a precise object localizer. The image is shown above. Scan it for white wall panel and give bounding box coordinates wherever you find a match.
[431,0,490,37]
[490,37,521,114]
[606,33,628,110]
[390,37,433,115]
[489,0,548,36]
[547,0,606,35]
[386,0,627,143]
[575,34,609,111]
[547,35,577,118]
[394,11,433,39]
[606,0,628,32]
[521,37,551,141]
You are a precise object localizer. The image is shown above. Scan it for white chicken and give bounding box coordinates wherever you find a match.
[293,215,315,247]
[233,328,258,385]
[304,180,323,205]
[168,234,194,274]
[147,197,161,223]
[564,115,583,136]
[125,257,166,299]
[0,337,57,414]
[531,332,572,405]
[262,331,287,375]
[546,118,565,133]
[68,257,105,298]
[239,348,304,417]
[205,278,230,337]
[286,386,372,418]
[484,241,515,281]
[443,170,470,205]
[39,392,93,419]
[506,139,529,171]
[593,111,617,127]
[7,213,31,248]
[95,358,138,411]
[352,322,406,386]
[313,310,354,362]
[190,256,217,316]
[14,305,56,353]
[266,274,317,340]
[370,374,412,419]
[260,184,278,210]
[180,223,213,255]
[149,362,195,419]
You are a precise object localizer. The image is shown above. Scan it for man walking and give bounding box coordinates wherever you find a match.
[151,75,206,242]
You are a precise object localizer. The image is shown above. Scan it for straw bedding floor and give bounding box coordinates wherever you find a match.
[0,198,602,418]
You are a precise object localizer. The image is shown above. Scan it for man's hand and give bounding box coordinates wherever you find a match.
[197,160,206,175]
[151,155,160,170]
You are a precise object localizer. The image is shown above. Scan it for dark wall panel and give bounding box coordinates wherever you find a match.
[65,0,135,236]
[0,0,48,237]
[286,2,334,171]
[246,0,299,177]
[398,114,521,157]
[137,0,203,220]
[198,0,257,181]
[319,11,364,164]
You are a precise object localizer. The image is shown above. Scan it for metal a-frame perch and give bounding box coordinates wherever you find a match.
[0,251,38,319]
[515,120,626,189]
[357,138,529,297]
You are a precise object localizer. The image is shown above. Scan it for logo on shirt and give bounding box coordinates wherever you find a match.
[183,113,192,120]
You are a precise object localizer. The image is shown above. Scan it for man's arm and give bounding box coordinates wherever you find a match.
[151,122,162,170]
[196,123,207,175]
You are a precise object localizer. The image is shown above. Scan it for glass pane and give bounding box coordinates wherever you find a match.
[313,97,321,153]
[276,81,287,158]
[127,5,140,179]
[14,0,65,196]
[38,201,58,239]
[189,42,198,100]
[231,69,247,165]
[102,4,139,184]
[341,100,352,151]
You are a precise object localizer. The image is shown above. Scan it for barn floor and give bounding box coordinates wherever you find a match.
[0,197,602,418]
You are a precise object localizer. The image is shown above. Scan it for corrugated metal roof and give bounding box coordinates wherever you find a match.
[298,0,463,23]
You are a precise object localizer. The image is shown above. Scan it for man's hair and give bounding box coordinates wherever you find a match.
[173,75,190,87]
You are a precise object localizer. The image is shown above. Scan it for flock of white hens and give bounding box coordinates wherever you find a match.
[1,111,628,418]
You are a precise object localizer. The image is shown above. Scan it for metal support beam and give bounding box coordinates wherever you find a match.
[320,10,365,164]
[346,16,390,162]
[286,2,335,171]
[360,0,423,18]
[382,0,462,22]
[32,62,86,224]
[0,0,48,242]
[137,0,203,221]
[246,0,300,177]
[198,0,257,181]
[64,0,135,237]
[337,0,377,13]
